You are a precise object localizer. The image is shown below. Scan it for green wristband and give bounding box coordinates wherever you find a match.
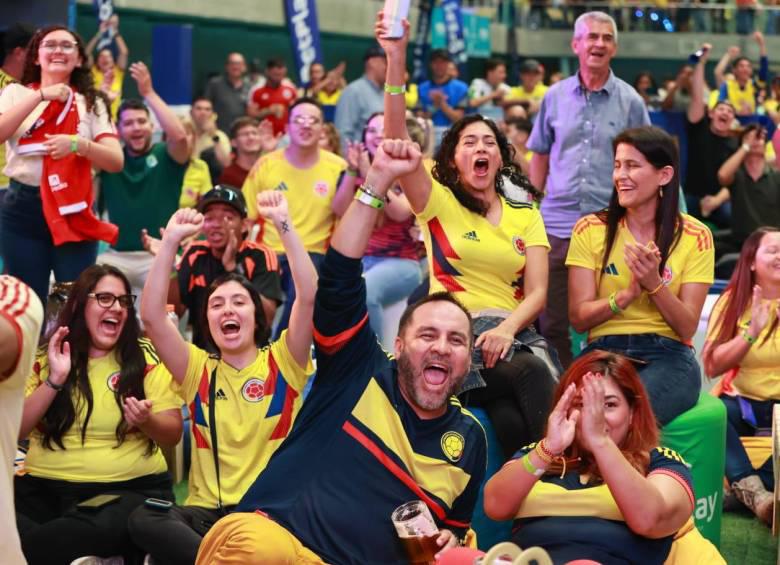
[521,453,544,477]
[608,292,621,314]
[742,329,757,345]
[354,188,385,209]
[70,135,79,154]
[384,83,407,95]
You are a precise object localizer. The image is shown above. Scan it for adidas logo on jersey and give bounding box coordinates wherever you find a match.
[602,263,619,275]
[215,388,228,400]
[274,182,289,192]
[462,230,480,242]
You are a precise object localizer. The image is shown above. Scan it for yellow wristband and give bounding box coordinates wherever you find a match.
[384,83,407,95]
[70,135,79,154]
[521,453,544,477]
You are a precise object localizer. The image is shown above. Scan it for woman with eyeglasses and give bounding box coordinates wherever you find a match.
[15,264,182,564]
[0,25,123,304]
[128,192,316,565]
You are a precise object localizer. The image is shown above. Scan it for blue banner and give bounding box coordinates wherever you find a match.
[412,0,434,83]
[441,0,467,76]
[283,0,323,86]
[92,0,115,54]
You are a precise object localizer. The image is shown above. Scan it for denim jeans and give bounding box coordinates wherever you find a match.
[0,180,98,303]
[581,334,701,426]
[721,395,775,489]
[272,251,325,339]
[362,256,423,343]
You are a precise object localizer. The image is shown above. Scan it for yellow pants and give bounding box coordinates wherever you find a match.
[196,511,326,565]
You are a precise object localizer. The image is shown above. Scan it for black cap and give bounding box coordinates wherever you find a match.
[429,48,452,63]
[519,59,542,74]
[197,185,247,218]
[364,45,386,61]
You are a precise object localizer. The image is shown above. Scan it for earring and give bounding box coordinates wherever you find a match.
[659,185,664,199]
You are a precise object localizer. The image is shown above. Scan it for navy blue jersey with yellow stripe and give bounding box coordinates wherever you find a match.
[238,247,487,565]
[510,445,694,565]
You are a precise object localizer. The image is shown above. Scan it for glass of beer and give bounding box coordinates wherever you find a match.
[391,500,440,565]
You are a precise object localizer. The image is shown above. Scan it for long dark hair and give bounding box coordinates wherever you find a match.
[431,114,541,216]
[599,126,682,278]
[200,273,271,354]
[548,350,658,481]
[712,227,780,346]
[21,25,109,115]
[38,265,151,454]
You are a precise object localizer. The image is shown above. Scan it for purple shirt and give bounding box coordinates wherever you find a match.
[528,71,650,238]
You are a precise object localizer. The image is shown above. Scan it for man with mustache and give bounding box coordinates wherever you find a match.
[197,138,487,564]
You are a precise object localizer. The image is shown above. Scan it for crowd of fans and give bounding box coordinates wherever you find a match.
[0,7,778,565]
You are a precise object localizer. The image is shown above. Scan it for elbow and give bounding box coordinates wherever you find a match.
[103,152,125,173]
[482,487,517,522]
[626,510,665,538]
[568,307,589,334]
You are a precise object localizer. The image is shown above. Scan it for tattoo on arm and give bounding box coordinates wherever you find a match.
[280,219,290,234]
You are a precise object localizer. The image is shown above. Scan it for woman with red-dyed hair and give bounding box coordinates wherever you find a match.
[482,350,696,564]
[702,227,780,525]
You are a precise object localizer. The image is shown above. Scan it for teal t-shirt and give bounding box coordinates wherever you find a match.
[100,143,186,251]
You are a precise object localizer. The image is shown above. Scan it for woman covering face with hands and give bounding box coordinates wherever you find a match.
[482,351,713,565]
[567,126,714,426]
[376,11,557,461]
[702,227,780,525]
[15,265,182,564]
[0,25,123,304]
[129,190,316,565]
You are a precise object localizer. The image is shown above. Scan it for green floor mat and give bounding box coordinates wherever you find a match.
[721,511,776,564]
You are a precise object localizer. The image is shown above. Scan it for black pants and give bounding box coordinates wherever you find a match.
[128,504,227,565]
[15,472,173,565]
[462,350,556,460]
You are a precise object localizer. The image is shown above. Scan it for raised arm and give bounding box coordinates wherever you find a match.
[714,46,737,89]
[141,209,204,384]
[755,31,768,83]
[257,192,317,368]
[688,43,712,124]
[375,12,432,213]
[85,24,104,69]
[129,62,189,165]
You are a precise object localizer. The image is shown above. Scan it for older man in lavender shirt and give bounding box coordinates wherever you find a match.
[527,11,650,368]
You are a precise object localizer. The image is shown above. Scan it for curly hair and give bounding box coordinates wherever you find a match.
[431,114,541,216]
[21,25,109,116]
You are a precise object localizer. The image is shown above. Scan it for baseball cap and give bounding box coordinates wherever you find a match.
[197,185,247,218]
[520,59,542,74]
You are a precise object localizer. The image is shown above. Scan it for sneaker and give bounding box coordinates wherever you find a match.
[731,475,774,526]
[70,557,124,565]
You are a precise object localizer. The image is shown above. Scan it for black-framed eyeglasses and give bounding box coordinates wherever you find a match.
[88,292,136,309]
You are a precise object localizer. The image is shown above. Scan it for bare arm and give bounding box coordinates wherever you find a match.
[331,170,355,218]
[498,246,548,335]
[688,44,712,124]
[130,62,189,165]
[85,28,101,69]
[774,128,780,169]
[714,48,735,89]
[568,266,642,333]
[384,188,413,223]
[718,144,748,186]
[141,210,203,384]
[436,96,465,124]
[0,85,64,143]
[115,34,129,71]
[529,152,549,194]
[660,81,680,111]
[130,405,182,447]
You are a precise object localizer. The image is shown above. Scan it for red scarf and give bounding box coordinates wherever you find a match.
[19,86,117,246]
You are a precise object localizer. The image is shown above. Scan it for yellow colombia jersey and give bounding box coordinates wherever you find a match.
[316,89,342,106]
[510,83,548,104]
[91,66,124,119]
[23,339,180,482]
[242,148,347,254]
[706,295,780,400]
[566,214,714,342]
[415,178,550,313]
[724,78,757,115]
[176,330,312,508]
[179,157,212,208]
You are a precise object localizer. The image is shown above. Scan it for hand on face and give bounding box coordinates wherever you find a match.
[544,382,580,455]
[623,242,662,291]
[577,372,611,452]
[163,208,204,245]
[47,326,71,386]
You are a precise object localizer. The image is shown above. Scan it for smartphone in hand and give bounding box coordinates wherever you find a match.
[382,0,411,39]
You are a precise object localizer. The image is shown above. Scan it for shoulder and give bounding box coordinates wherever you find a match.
[651,446,689,466]
[453,80,469,93]
[679,214,714,250]
[572,213,606,236]
[546,77,572,98]
[318,148,348,171]
[448,398,488,450]
[504,197,534,211]
[1,82,26,98]
[138,337,162,365]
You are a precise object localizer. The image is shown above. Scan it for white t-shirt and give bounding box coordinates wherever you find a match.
[0,276,43,565]
[0,83,116,186]
[468,78,511,121]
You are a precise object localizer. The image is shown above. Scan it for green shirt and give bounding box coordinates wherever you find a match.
[100,143,186,251]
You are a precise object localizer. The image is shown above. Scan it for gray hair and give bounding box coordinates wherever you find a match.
[573,11,618,45]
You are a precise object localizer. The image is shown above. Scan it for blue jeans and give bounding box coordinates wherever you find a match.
[362,256,422,343]
[581,334,701,426]
[272,252,325,339]
[721,395,775,489]
[0,180,97,303]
